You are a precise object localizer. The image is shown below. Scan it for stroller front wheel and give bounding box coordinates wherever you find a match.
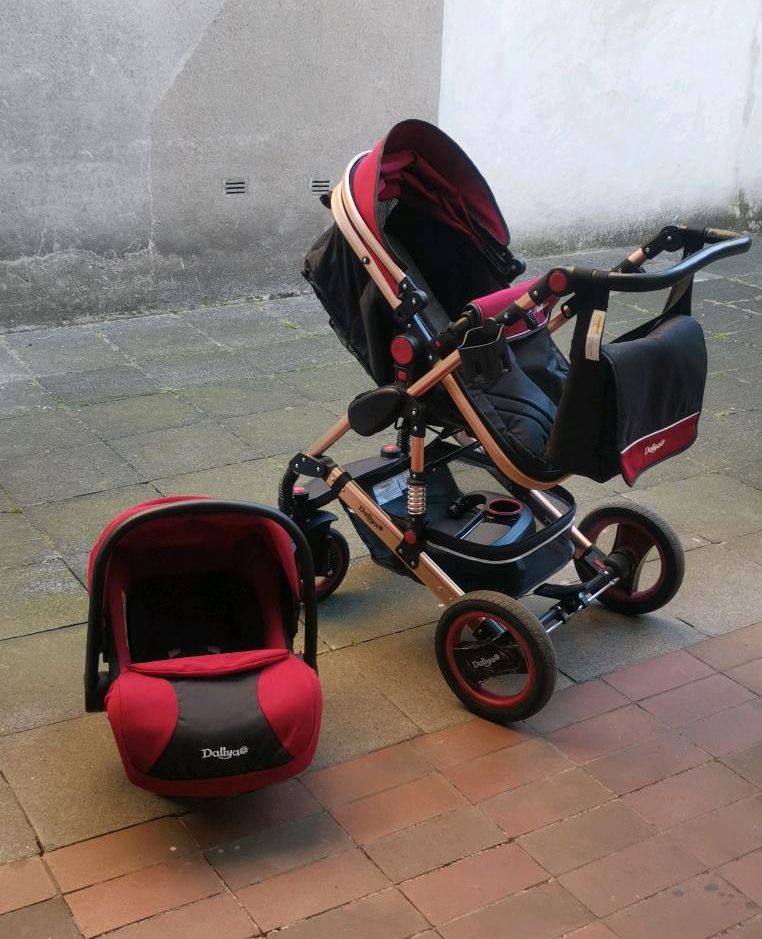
[315,530,350,601]
[574,501,684,615]
[435,591,556,724]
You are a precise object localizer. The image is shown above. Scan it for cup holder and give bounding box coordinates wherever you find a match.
[484,498,523,521]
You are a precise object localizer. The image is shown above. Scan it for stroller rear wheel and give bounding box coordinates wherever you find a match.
[435,591,556,723]
[315,530,350,601]
[574,501,684,615]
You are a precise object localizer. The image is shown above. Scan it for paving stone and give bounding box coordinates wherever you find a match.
[0,512,58,569]
[99,893,256,939]
[331,624,472,736]
[317,558,439,649]
[364,805,506,883]
[0,408,98,460]
[559,834,705,917]
[0,897,82,939]
[624,762,757,829]
[39,366,164,405]
[23,484,159,557]
[605,873,756,939]
[603,649,715,699]
[0,624,85,733]
[0,715,178,850]
[517,800,656,876]
[303,741,431,809]
[238,335,348,375]
[691,410,762,473]
[0,379,53,417]
[399,842,548,925]
[547,705,666,763]
[99,315,219,360]
[74,394,202,440]
[153,457,284,503]
[584,731,709,794]
[640,674,755,727]
[661,545,762,635]
[410,717,532,770]
[0,778,37,864]
[690,623,762,671]
[235,848,389,933]
[309,650,420,769]
[712,915,762,939]
[46,817,196,894]
[180,779,320,850]
[723,742,762,788]
[0,560,87,639]
[223,402,337,458]
[0,489,17,513]
[623,474,762,543]
[726,532,762,569]
[179,377,303,418]
[668,795,762,867]
[206,811,351,890]
[438,880,591,939]
[330,773,466,845]
[65,856,223,938]
[181,302,307,349]
[0,342,32,383]
[525,679,630,734]
[565,925,619,939]
[444,739,573,803]
[258,887,426,939]
[134,350,249,390]
[0,441,142,505]
[681,699,762,756]
[480,767,613,838]
[5,324,128,376]
[0,856,56,915]
[281,362,373,403]
[110,420,256,478]
[720,849,762,907]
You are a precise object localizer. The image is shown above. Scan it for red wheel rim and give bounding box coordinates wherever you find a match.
[584,515,666,604]
[444,611,536,707]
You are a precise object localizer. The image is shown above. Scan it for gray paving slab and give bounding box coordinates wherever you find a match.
[109,420,256,479]
[337,622,475,735]
[0,379,54,417]
[239,334,349,374]
[624,473,762,543]
[0,488,18,512]
[725,530,762,567]
[660,543,762,635]
[0,899,82,939]
[39,365,164,405]
[317,557,440,650]
[0,341,32,383]
[0,407,99,460]
[23,484,159,558]
[179,376,303,418]
[153,457,284,503]
[311,650,420,770]
[282,361,373,403]
[691,409,762,472]
[0,715,179,850]
[0,512,58,569]
[0,777,38,863]
[98,313,220,359]
[182,301,321,348]
[0,559,88,639]
[0,440,143,504]
[224,403,338,458]
[0,624,85,735]
[705,335,761,373]
[137,349,253,389]
[73,392,202,439]
[4,323,128,376]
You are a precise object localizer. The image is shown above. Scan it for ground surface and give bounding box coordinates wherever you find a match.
[0,240,760,937]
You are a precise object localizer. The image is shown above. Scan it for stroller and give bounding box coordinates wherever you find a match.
[279,119,750,723]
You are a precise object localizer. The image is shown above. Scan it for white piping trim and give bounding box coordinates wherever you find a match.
[620,412,700,455]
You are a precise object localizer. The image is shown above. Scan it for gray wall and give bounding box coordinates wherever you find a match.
[0,1,443,326]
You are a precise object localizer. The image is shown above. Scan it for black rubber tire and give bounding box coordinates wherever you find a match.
[435,591,557,723]
[574,501,684,616]
[315,530,350,602]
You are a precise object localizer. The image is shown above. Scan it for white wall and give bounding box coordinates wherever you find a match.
[440,0,762,247]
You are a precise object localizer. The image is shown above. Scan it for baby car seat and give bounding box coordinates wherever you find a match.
[85,496,321,797]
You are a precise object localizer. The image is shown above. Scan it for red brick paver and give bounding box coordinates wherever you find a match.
[639,673,754,727]
[99,894,257,939]
[0,856,56,915]
[603,649,714,700]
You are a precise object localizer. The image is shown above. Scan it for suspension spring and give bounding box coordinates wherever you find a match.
[407,480,426,516]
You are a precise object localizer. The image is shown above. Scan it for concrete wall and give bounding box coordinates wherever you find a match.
[0,0,443,326]
[440,0,762,253]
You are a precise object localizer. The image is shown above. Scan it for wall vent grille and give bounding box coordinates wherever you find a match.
[223,178,248,195]
[310,178,331,194]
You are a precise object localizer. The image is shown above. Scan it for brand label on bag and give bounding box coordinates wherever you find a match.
[585,309,607,361]
[201,745,249,760]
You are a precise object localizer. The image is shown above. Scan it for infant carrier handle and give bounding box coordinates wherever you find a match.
[85,500,319,711]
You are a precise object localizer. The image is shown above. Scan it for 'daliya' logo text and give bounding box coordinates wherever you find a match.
[201,745,249,760]
[644,438,666,456]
